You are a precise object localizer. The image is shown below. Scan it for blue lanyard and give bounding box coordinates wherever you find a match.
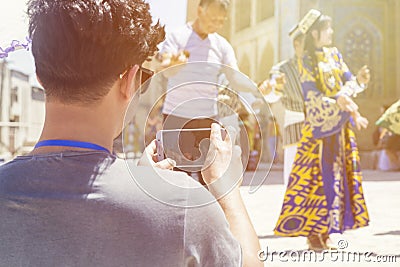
[35,139,110,154]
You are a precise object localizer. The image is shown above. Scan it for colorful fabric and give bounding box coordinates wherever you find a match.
[265,58,305,146]
[279,58,305,115]
[274,47,369,237]
[376,99,400,135]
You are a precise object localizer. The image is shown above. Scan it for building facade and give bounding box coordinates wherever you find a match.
[0,61,45,157]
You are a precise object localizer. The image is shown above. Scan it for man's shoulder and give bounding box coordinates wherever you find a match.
[129,166,218,207]
[211,33,232,47]
[0,156,38,178]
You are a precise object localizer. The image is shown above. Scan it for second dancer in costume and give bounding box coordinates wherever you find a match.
[274,9,370,251]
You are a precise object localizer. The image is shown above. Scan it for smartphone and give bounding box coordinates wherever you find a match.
[156,128,226,169]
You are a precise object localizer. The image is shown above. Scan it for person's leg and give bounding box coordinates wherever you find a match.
[385,149,400,170]
[307,233,337,251]
[307,234,327,251]
[378,149,399,171]
[321,233,337,249]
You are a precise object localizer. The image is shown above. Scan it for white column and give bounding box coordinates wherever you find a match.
[277,0,301,61]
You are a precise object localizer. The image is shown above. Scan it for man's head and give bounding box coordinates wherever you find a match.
[197,0,230,35]
[308,15,333,48]
[288,9,323,58]
[288,25,306,58]
[28,0,165,104]
[304,14,333,52]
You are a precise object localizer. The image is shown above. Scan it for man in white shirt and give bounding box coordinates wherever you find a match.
[159,0,255,183]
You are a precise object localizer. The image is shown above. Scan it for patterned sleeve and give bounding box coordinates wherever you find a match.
[333,48,366,98]
[298,53,351,139]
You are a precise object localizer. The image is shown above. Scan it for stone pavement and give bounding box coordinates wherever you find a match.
[241,164,400,266]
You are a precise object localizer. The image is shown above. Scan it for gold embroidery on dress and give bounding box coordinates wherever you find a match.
[316,48,343,96]
[306,90,341,132]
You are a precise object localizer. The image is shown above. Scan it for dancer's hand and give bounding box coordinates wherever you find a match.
[272,72,286,95]
[337,95,358,112]
[258,79,273,96]
[356,65,370,86]
[258,73,285,96]
[352,112,369,130]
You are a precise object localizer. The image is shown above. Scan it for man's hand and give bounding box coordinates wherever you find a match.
[356,65,370,86]
[160,50,189,68]
[137,140,176,170]
[201,124,243,197]
[337,95,358,112]
[258,72,285,96]
[258,79,273,96]
[271,72,286,95]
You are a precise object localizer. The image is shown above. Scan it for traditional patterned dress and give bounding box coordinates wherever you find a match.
[274,47,370,237]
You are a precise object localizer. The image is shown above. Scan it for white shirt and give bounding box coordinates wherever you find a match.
[160,23,238,119]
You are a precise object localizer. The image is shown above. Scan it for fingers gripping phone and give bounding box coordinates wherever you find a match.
[156,128,226,170]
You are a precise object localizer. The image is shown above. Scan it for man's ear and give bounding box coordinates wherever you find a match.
[121,65,140,100]
[197,5,204,17]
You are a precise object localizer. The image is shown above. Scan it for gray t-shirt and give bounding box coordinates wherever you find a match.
[0,151,241,266]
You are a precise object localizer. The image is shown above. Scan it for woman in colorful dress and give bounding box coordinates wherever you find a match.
[274,10,371,251]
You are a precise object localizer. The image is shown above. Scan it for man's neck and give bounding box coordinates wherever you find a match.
[37,101,118,153]
[192,20,208,40]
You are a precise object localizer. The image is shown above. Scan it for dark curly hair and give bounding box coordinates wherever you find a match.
[28,0,165,104]
[304,15,332,62]
[303,14,332,91]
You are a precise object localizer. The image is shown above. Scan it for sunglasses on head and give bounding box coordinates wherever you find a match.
[119,65,154,94]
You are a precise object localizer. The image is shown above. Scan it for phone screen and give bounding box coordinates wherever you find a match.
[157,128,225,169]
